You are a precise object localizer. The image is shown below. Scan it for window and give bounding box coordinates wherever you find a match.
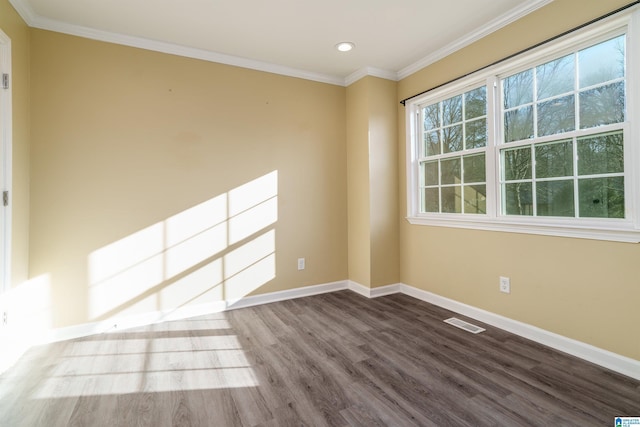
[500,35,625,219]
[420,87,487,214]
[406,10,640,242]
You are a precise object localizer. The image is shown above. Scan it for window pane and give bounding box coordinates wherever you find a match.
[503,147,532,181]
[422,160,439,186]
[504,69,533,109]
[535,140,573,178]
[424,130,440,156]
[577,132,623,175]
[441,158,461,185]
[579,36,625,88]
[537,54,574,100]
[423,188,440,213]
[536,180,575,217]
[441,186,461,213]
[423,104,440,130]
[504,182,533,215]
[465,119,486,149]
[465,87,486,119]
[442,125,463,153]
[443,95,462,126]
[537,95,575,136]
[504,106,534,142]
[579,82,625,129]
[463,153,485,183]
[578,177,624,218]
[464,185,486,214]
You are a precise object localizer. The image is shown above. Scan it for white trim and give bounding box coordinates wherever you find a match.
[46,301,228,343]
[6,0,36,25]
[226,280,348,310]
[347,280,401,298]
[627,9,640,231]
[46,281,348,342]
[397,0,553,79]
[345,67,398,86]
[406,216,640,243]
[370,283,402,297]
[0,29,12,293]
[347,280,370,297]
[398,283,640,381]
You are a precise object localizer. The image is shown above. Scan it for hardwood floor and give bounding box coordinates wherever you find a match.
[1,290,638,426]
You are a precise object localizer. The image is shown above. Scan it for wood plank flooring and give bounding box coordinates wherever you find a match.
[1,290,638,426]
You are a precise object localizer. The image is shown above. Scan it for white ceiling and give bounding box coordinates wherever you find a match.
[9,0,552,85]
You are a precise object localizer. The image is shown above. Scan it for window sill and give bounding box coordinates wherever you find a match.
[406,215,640,243]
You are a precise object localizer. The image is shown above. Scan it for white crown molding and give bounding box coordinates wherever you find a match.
[345,67,398,86]
[7,0,36,25]
[397,0,554,80]
[8,0,347,87]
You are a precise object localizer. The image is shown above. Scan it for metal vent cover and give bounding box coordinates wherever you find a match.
[444,317,485,334]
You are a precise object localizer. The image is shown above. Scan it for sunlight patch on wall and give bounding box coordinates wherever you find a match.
[224,230,276,301]
[229,197,278,245]
[164,195,228,279]
[159,260,224,310]
[87,171,278,322]
[226,253,276,302]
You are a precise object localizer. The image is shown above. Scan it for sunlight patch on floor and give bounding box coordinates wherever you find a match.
[32,325,259,398]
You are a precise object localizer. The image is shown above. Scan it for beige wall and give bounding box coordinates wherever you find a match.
[0,0,30,289]
[398,0,640,359]
[346,78,371,286]
[367,77,398,288]
[346,76,399,288]
[30,30,347,328]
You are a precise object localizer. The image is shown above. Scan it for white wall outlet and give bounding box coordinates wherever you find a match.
[499,276,511,294]
[297,258,305,270]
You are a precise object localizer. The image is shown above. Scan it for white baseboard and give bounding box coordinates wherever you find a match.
[47,300,229,343]
[45,281,349,343]
[226,280,348,310]
[7,278,638,381]
[398,283,640,381]
[347,280,401,298]
[346,280,370,297]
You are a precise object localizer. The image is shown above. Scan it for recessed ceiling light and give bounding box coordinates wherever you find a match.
[336,42,355,52]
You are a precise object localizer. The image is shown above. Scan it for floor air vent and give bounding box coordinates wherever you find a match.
[444,317,485,334]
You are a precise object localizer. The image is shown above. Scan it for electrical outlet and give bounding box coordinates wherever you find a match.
[499,276,511,294]
[2,311,7,325]
[297,258,305,270]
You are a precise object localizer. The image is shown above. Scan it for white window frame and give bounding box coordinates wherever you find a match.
[405,8,640,243]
